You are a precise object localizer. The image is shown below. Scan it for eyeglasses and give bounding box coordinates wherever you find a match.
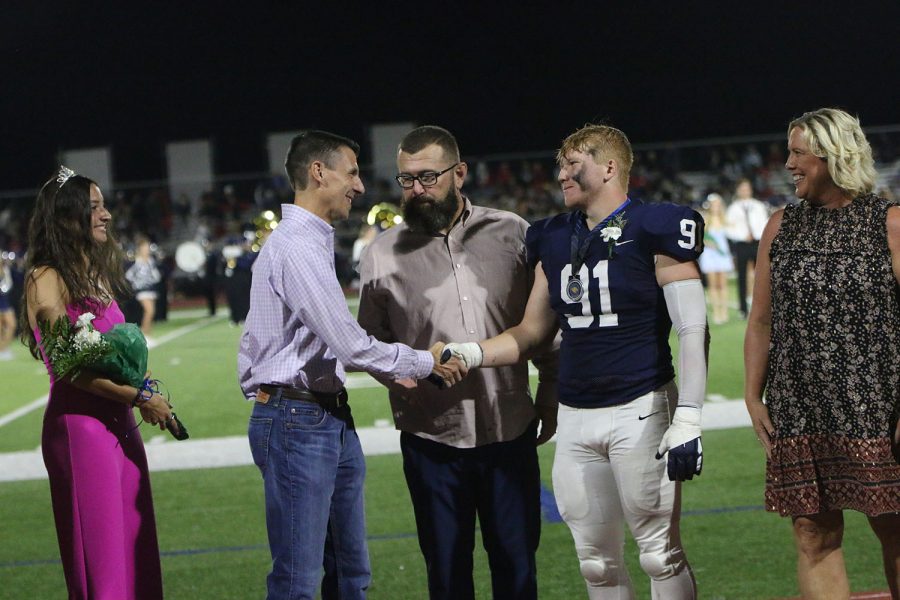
[395,163,459,189]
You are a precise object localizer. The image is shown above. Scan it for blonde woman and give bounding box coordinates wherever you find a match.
[698,193,734,324]
[745,108,900,599]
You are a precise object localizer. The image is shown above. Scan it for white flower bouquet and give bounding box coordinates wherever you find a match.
[39,312,148,388]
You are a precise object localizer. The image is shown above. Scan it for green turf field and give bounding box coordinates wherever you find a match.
[0,305,888,599]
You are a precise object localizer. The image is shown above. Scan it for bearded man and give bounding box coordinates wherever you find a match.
[357,125,558,600]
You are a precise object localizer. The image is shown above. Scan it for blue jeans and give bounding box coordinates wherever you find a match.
[248,391,369,600]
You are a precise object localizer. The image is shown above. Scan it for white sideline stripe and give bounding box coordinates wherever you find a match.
[166,307,230,320]
[0,395,48,428]
[146,314,224,349]
[344,364,543,387]
[0,399,751,482]
[703,399,752,429]
[0,316,224,428]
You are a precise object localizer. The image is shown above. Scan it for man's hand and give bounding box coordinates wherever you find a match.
[393,378,418,390]
[441,342,484,369]
[429,342,467,388]
[535,404,557,445]
[656,405,702,481]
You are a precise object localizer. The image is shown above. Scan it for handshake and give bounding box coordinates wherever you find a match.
[425,342,485,389]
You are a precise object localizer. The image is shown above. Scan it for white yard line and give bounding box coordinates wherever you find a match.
[146,314,224,348]
[0,315,224,428]
[0,399,751,482]
[1,308,754,483]
[0,395,48,428]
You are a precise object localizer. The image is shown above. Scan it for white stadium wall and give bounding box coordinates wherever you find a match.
[60,147,113,192]
[369,122,415,184]
[166,140,213,212]
[267,132,301,176]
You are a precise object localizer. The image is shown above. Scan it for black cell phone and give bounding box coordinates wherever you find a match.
[425,373,446,390]
[166,412,189,440]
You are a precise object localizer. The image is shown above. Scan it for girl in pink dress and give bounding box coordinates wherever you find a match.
[20,167,173,600]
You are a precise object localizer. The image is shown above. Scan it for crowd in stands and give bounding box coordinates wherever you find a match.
[1,131,898,299]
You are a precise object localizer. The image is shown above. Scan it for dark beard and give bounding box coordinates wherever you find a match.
[402,187,460,234]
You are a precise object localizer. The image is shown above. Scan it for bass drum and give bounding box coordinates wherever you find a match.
[175,241,206,274]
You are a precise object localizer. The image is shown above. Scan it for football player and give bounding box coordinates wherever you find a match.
[444,124,707,599]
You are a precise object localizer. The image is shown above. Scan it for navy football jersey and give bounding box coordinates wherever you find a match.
[526,199,704,408]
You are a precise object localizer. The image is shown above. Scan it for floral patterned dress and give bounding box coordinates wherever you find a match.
[765,194,900,517]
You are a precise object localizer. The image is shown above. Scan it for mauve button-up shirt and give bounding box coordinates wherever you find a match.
[238,203,434,399]
[358,199,558,448]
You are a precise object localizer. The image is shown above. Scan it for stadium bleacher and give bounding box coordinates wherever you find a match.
[1,127,898,291]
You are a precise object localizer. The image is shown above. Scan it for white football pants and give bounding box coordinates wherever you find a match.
[552,381,697,600]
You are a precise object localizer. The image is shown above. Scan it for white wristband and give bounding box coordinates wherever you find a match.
[443,342,484,369]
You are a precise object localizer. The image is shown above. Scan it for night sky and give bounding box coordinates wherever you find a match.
[3,2,898,191]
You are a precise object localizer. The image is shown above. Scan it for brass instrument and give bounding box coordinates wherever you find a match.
[366,203,403,230]
[251,210,279,252]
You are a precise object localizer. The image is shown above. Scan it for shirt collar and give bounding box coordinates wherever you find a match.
[568,197,638,229]
[455,196,474,229]
[281,203,334,237]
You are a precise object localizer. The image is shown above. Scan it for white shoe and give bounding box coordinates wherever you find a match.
[0,349,13,361]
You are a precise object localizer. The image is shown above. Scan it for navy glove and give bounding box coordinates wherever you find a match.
[657,437,703,481]
[656,406,703,482]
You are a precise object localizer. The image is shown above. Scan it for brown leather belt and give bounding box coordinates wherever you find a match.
[257,384,348,410]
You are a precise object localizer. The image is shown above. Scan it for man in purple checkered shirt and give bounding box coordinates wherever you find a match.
[238,130,465,600]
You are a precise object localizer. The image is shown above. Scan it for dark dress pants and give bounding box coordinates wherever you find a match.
[400,424,541,600]
[731,240,759,316]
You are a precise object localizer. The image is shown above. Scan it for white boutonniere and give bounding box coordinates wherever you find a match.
[601,214,628,257]
[600,226,622,242]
